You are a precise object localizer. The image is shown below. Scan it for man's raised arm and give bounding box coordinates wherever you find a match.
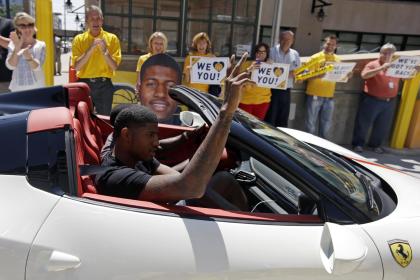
[140,53,252,202]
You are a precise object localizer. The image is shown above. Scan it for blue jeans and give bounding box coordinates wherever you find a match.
[352,94,396,148]
[305,95,334,139]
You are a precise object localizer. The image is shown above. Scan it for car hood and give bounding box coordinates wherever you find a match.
[279,128,420,220]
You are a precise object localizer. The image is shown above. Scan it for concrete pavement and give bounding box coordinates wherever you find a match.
[348,146,420,179]
[53,51,71,86]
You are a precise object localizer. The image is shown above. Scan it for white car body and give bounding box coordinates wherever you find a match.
[1,86,419,279]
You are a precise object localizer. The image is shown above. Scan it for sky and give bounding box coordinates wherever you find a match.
[52,0,85,31]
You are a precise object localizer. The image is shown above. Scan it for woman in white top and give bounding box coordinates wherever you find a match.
[6,12,45,91]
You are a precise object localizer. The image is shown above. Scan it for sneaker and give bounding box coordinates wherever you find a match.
[373,147,384,154]
[353,146,363,153]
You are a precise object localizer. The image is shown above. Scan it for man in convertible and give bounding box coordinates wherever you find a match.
[95,53,250,210]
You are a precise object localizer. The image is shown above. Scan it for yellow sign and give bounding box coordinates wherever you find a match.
[295,64,335,81]
[388,240,412,268]
[294,56,326,75]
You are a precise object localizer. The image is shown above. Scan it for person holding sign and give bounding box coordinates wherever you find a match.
[238,42,272,120]
[305,35,341,139]
[135,32,168,89]
[351,43,419,153]
[183,32,214,93]
[265,30,301,127]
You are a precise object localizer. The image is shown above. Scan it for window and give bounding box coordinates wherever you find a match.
[323,30,420,54]
[186,0,258,57]
[405,36,420,51]
[259,25,272,45]
[102,0,260,57]
[0,0,24,18]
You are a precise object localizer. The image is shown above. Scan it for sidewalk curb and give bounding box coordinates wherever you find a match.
[383,147,420,156]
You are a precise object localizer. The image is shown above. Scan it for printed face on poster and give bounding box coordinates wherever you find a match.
[251,62,289,89]
[322,62,356,82]
[190,56,230,84]
[386,56,420,79]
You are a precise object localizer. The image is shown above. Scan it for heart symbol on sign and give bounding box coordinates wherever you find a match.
[273,67,284,77]
[213,61,225,72]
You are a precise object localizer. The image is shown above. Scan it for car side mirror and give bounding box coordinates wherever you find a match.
[320,222,368,275]
[297,193,316,214]
[180,111,205,128]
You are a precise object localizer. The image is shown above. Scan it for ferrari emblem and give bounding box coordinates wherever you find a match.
[388,239,412,268]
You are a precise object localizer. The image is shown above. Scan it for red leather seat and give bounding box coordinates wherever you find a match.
[65,82,94,116]
[73,118,98,194]
[76,101,104,158]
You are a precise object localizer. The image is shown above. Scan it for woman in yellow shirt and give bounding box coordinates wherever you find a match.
[183,32,214,93]
[239,42,271,120]
[136,32,168,87]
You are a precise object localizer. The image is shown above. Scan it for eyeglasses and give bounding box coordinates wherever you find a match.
[17,23,35,29]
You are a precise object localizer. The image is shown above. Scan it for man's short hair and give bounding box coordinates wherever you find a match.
[113,105,158,139]
[139,53,181,84]
[86,5,103,19]
[280,30,294,39]
[324,34,338,42]
[380,43,396,53]
[110,104,135,126]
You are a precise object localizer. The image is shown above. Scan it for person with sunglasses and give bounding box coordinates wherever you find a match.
[6,12,45,91]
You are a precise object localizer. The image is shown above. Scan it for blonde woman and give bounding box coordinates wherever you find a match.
[183,32,214,93]
[136,32,167,87]
[6,12,45,91]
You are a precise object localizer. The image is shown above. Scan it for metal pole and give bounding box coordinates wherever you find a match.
[64,0,67,53]
[270,0,283,47]
[390,72,420,148]
[35,0,54,86]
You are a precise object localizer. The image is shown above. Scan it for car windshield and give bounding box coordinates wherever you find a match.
[234,110,367,206]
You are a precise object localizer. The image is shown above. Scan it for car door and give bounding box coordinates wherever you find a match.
[25,195,383,279]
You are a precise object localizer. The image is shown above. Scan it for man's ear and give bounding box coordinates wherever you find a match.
[120,127,130,141]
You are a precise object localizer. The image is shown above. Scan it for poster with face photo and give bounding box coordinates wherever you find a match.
[251,62,289,89]
[190,56,230,84]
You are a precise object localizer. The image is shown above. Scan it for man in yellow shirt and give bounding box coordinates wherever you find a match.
[305,35,340,139]
[72,5,121,115]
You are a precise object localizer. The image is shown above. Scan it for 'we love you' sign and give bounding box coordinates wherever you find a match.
[251,62,289,89]
[190,56,230,84]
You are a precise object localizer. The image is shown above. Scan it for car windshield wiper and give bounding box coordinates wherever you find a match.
[356,172,375,211]
[322,150,375,210]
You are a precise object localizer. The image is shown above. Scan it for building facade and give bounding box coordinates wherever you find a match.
[94,0,420,58]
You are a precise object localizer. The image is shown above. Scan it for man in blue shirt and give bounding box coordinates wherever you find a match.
[265,31,301,127]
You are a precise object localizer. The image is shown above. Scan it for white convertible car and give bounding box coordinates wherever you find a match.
[0,83,419,279]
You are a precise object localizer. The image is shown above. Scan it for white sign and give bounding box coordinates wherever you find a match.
[235,44,251,57]
[322,62,356,82]
[386,56,420,79]
[190,56,230,84]
[251,62,289,89]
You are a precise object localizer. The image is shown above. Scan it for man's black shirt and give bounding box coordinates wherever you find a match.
[95,153,160,199]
